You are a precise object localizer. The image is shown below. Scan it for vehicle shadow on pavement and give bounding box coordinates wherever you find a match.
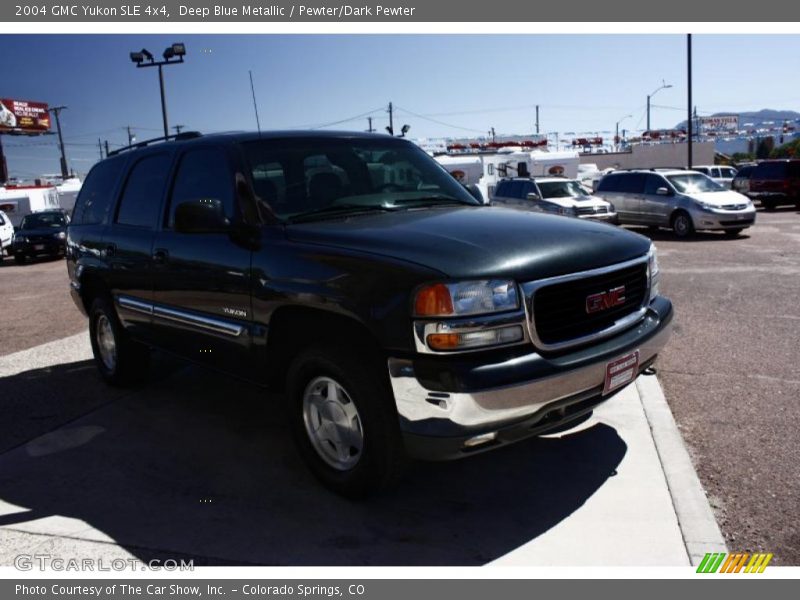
[0,360,627,566]
[623,226,752,243]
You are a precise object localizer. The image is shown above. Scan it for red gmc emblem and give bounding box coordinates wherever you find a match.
[586,285,626,314]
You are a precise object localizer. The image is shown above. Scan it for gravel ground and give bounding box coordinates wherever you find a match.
[1,209,798,564]
[630,206,800,565]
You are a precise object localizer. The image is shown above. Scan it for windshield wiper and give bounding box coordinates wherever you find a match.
[287,203,397,223]
[388,195,467,207]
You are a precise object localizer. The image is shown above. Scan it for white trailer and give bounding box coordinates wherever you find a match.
[0,184,60,226]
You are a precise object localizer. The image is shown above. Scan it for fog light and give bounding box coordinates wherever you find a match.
[426,324,524,351]
[463,431,497,448]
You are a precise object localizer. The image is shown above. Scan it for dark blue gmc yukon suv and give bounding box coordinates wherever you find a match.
[67,131,672,496]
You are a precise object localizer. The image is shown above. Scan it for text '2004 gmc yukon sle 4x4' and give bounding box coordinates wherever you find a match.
[67,131,673,497]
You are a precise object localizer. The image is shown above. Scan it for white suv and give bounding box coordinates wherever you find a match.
[0,210,14,255]
[692,165,737,188]
[492,177,617,222]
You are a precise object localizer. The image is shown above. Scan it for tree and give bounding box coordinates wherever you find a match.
[770,138,800,158]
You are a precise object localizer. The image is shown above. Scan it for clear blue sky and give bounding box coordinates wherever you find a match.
[2,34,800,178]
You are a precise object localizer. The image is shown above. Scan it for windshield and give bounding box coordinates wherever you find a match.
[537,180,590,199]
[667,173,725,193]
[20,212,66,229]
[243,137,479,222]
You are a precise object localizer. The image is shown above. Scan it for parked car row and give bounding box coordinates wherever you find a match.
[489,167,757,238]
[0,208,69,264]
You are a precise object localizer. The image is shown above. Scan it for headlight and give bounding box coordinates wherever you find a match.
[15,236,28,244]
[414,280,519,317]
[607,202,616,212]
[55,231,66,240]
[697,201,717,212]
[648,244,660,302]
[558,206,577,217]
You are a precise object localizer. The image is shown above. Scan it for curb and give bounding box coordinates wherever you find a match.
[636,373,728,565]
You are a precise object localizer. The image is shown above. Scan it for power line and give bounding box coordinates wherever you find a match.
[393,105,487,134]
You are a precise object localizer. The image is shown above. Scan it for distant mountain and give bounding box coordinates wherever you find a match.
[675,109,800,129]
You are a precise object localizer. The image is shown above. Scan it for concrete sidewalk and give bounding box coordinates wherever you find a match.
[0,333,725,566]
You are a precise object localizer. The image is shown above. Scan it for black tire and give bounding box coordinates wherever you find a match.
[724,228,743,237]
[286,343,406,498]
[762,199,776,211]
[14,254,25,265]
[671,210,695,239]
[88,297,150,387]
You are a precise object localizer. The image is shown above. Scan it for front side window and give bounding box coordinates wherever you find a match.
[168,147,235,228]
[243,138,478,222]
[115,154,173,228]
[72,157,126,225]
[667,173,725,193]
[644,174,669,195]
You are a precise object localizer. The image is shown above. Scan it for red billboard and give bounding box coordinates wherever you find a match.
[0,98,51,133]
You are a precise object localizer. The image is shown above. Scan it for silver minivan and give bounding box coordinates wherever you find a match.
[594,169,756,238]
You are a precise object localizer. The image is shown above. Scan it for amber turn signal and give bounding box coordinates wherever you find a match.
[414,283,454,316]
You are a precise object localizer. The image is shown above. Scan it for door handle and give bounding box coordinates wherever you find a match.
[152,248,169,264]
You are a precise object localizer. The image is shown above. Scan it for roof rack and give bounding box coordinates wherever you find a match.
[107,131,202,157]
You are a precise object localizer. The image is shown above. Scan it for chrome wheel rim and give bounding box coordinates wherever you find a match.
[675,215,690,236]
[96,314,117,371]
[302,376,364,471]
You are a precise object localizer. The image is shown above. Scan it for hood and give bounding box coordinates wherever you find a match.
[285,205,650,281]
[690,190,750,206]
[546,194,610,209]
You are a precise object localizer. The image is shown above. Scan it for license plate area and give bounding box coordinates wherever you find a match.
[603,350,640,395]
[33,244,45,250]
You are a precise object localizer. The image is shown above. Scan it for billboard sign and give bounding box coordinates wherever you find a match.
[698,115,739,133]
[0,98,51,133]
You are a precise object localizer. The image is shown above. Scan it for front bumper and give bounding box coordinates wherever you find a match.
[580,211,618,224]
[691,208,756,230]
[389,296,672,460]
[13,239,66,257]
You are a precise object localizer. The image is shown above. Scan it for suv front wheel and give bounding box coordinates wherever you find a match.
[89,297,150,386]
[287,343,406,498]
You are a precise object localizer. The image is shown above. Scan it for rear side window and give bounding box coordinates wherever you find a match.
[596,174,620,192]
[115,154,172,228]
[754,162,786,179]
[506,181,524,198]
[72,157,126,225]
[494,182,510,197]
[606,173,645,193]
[168,147,235,228]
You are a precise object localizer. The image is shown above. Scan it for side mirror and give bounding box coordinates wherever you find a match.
[527,192,541,201]
[656,187,671,196]
[174,198,230,233]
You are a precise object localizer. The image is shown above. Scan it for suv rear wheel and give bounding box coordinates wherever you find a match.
[671,210,694,239]
[89,297,150,386]
[287,343,406,498]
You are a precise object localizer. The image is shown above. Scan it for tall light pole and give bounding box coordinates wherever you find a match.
[130,43,186,138]
[616,114,632,149]
[687,34,693,168]
[646,80,673,132]
[48,105,69,178]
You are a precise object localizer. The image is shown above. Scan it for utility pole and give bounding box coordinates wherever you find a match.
[126,126,135,145]
[104,140,110,157]
[535,105,540,135]
[386,102,394,136]
[687,33,693,169]
[49,105,69,179]
[367,116,374,133]
[98,138,104,159]
[172,124,184,135]
[491,127,496,143]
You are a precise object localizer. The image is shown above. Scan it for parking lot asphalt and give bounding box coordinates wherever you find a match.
[1,207,798,564]
[630,206,800,565]
[0,333,703,566]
